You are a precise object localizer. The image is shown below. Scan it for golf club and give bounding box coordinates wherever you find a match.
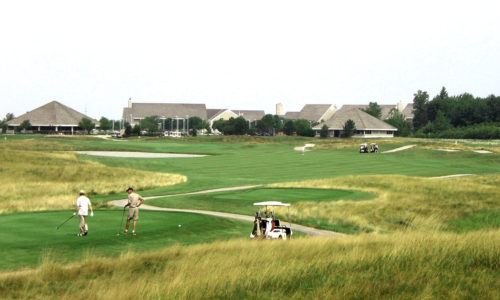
[117,206,126,236]
[56,214,75,230]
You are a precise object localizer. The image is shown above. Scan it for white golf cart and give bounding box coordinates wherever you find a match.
[250,201,293,240]
[360,143,368,153]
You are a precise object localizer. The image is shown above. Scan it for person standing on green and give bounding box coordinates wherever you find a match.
[74,190,93,237]
[123,187,144,236]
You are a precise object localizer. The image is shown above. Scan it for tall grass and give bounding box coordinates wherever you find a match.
[0,231,498,299]
[269,174,500,233]
[0,147,186,213]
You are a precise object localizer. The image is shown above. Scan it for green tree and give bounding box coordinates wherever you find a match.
[386,108,412,137]
[294,119,315,137]
[132,124,142,136]
[124,124,132,136]
[99,117,112,131]
[362,102,382,119]
[1,113,14,133]
[433,110,452,132]
[212,119,227,133]
[187,116,209,133]
[412,90,430,131]
[283,120,295,136]
[18,120,31,133]
[4,113,14,122]
[273,115,284,133]
[343,119,356,137]
[257,114,275,135]
[232,117,249,135]
[79,118,95,134]
[140,116,161,135]
[319,124,329,138]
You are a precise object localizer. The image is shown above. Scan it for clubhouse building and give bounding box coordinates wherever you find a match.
[6,98,413,138]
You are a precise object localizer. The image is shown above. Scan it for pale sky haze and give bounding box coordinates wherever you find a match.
[1,0,499,120]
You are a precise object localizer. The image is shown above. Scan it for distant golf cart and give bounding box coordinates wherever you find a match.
[250,201,293,240]
[360,143,378,153]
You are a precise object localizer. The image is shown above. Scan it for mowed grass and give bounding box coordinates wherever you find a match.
[0,231,498,299]
[75,138,499,200]
[0,210,251,271]
[147,187,375,215]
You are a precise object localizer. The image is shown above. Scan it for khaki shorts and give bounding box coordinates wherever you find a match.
[127,207,139,221]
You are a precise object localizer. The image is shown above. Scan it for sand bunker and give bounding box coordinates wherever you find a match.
[75,151,206,158]
[472,150,492,154]
[381,145,415,153]
[294,144,315,152]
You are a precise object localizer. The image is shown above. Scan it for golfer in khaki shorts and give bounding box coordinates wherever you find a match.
[123,187,144,236]
[74,190,93,237]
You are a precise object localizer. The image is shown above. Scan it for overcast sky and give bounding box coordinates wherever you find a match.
[1,0,499,120]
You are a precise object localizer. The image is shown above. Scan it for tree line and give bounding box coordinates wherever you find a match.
[412,87,500,139]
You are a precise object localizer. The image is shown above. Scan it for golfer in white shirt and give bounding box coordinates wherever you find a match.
[74,190,93,237]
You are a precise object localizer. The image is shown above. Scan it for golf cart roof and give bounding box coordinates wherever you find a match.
[253,201,291,207]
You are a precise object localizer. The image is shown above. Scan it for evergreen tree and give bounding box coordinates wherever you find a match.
[412,90,429,130]
[343,119,356,137]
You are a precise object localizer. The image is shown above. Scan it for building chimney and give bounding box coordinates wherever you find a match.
[128,97,132,108]
[276,103,284,116]
[397,100,404,112]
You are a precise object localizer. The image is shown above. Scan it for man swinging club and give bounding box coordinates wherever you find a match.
[123,187,144,236]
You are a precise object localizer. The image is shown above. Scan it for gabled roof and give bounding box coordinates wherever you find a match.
[206,109,239,122]
[341,104,396,120]
[123,103,207,120]
[283,111,300,119]
[299,104,334,122]
[233,110,265,121]
[402,103,414,119]
[7,101,97,126]
[206,109,227,120]
[313,107,397,131]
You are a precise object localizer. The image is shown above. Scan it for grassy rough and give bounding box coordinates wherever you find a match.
[0,231,498,299]
[0,147,186,213]
[269,174,500,233]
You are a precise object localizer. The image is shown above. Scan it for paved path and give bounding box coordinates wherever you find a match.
[108,185,346,238]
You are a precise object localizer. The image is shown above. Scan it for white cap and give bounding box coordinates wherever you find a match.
[79,190,85,195]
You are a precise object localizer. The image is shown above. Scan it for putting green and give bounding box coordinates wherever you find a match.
[0,210,253,271]
[147,187,375,215]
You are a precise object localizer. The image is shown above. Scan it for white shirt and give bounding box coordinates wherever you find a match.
[76,196,92,216]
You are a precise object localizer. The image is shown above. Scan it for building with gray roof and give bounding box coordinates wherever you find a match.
[6,101,98,134]
[233,110,266,122]
[122,99,207,125]
[282,104,337,123]
[313,106,397,138]
[401,103,414,122]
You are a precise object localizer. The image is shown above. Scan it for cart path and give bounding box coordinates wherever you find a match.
[108,185,346,238]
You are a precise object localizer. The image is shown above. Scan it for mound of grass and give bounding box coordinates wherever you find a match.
[0,210,251,271]
[0,147,185,213]
[1,231,498,299]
